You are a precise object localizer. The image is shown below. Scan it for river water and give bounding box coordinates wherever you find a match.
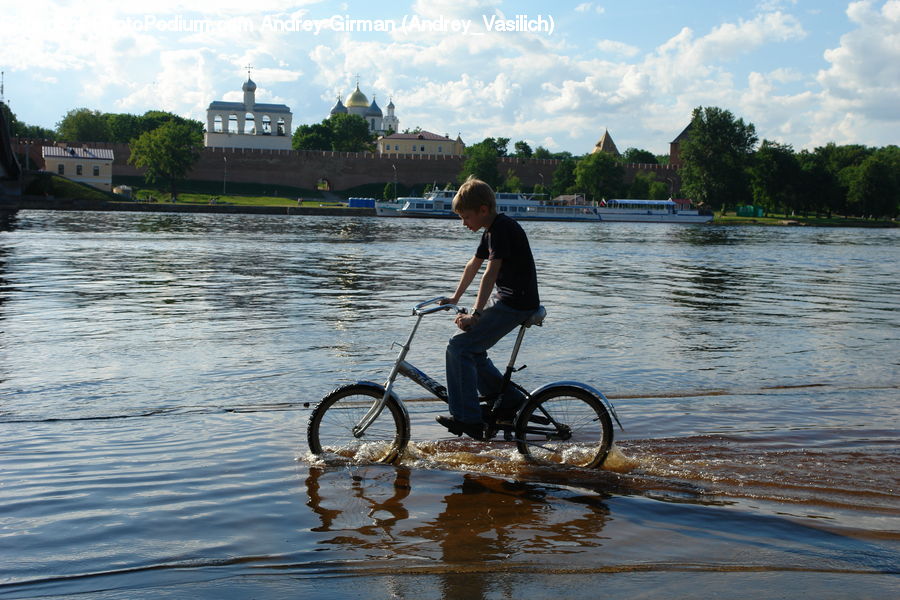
[1,211,897,599]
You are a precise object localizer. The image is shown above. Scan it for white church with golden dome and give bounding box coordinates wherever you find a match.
[330,80,399,136]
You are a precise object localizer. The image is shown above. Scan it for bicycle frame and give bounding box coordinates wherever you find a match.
[352,297,455,437]
[353,296,536,436]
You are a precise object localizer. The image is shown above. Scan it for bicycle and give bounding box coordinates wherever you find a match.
[307,297,623,468]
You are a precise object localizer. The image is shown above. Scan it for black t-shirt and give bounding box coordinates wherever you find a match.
[475,213,540,310]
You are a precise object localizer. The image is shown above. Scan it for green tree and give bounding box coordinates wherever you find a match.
[1,104,55,139]
[749,141,801,216]
[458,139,501,188]
[292,114,373,152]
[137,111,202,138]
[106,113,145,143]
[622,147,658,165]
[513,140,533,158]
[874,145,900,217]
[847,148,900,218]
[93,110,201,143]
[128,120,203,200]
[796,149,840,218]
[328,113,375,152]
[679,106,758,212]
[533,146,551,159]
[819,143,872,175]
[499,169,522,193]
[551,157,577,198]
[815,143,875,215]
[575,152,625,201]
[1,102,19,134]
[292,122,332,151]
[17,123,57,139]
[480,137,510,157]
[627,170,668,199]
[534,146,574,160]
[648,180,669,199]
[56,108,110,142]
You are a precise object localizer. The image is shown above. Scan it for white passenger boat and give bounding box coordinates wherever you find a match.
[375,189,712,223]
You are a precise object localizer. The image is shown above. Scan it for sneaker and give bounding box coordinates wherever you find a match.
[436,415,485,440]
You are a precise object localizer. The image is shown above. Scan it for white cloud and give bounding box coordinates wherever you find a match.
[596,40,640,57]
[782,0,900,147]
[574,2,605,14]
[817,0,900,119]
[756,0,798,11]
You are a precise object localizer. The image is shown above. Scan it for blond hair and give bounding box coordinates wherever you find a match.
[452,176,496,214]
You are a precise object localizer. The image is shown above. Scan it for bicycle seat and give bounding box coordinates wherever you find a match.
[523,306,546,328]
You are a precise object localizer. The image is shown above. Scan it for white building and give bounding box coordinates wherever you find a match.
[205,78,293,150]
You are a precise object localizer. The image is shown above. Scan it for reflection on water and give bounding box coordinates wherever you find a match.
[0,211,898,598]
[303,464,613,598]
[299,460,898,599]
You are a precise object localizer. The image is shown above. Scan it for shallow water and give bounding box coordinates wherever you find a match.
[1,211,897,598]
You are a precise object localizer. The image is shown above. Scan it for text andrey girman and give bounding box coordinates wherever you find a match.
[121,14,556,36]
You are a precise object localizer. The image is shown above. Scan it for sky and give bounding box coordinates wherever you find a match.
[1,0,898,156]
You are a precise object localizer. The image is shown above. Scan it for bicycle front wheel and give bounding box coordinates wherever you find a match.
[307,384,409,463]
[515,386,613,468]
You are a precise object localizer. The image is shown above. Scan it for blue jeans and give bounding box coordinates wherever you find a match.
[445,301,534,423]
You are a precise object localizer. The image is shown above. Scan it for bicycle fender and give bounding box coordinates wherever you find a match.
[528,380,624,431]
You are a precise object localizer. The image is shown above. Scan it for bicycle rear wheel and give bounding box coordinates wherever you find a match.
[307,384,409,463]
[514,386,613,468]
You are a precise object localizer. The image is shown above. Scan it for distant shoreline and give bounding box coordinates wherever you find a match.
[3,196,896,227]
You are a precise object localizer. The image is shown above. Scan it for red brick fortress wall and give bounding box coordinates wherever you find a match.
[13,139,681,196]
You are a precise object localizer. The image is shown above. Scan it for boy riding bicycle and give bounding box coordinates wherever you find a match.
[437,177,540,440]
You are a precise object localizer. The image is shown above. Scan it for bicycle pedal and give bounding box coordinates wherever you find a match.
[436,416,485,441]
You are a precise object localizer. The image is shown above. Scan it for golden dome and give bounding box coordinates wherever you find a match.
[346,84,369,108]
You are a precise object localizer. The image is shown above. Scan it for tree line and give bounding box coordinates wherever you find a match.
[679,106,899,219]
[4,106,204,143]
[457,108,898,219]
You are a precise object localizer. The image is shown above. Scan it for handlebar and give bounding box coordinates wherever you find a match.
[413,297,467,316]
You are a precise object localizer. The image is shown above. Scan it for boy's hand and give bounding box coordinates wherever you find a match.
[440,296,460,306]
[454,313,479,331]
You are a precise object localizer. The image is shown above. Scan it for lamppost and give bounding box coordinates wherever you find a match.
[223,154,227,196]
[392,163,397,200]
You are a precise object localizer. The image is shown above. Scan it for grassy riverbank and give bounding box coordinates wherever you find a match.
[132,191,342,209]
[713,213,898,228]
